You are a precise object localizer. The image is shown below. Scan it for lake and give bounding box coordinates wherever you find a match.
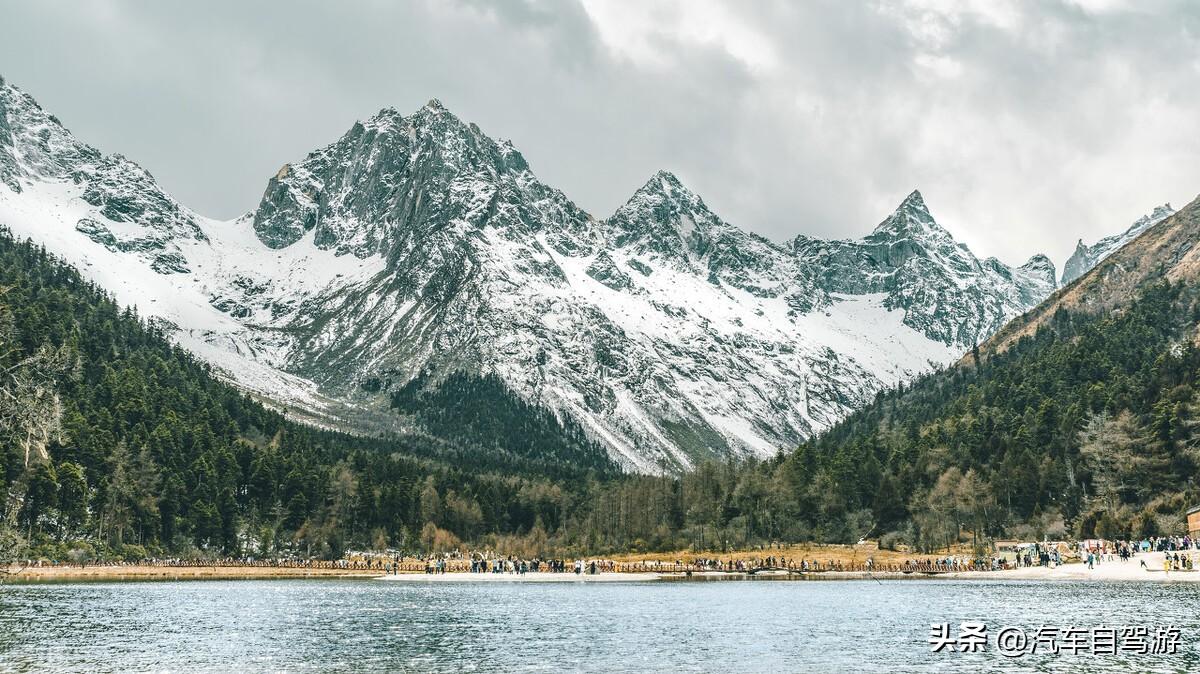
[1,577,1197,672]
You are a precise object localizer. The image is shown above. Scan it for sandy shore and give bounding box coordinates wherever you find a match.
[943,551,1200,582]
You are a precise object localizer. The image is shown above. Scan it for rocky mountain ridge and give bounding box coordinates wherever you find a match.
[1061,204,1175,285]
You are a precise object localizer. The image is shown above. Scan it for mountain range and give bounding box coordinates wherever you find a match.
[0,75,1165,471]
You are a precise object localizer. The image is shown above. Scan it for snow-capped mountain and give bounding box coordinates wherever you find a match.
[0,76,1060,471]
[792,190,1057,348]
[1061,204,1175,285]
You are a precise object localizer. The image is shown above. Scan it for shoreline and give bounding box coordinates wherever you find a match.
[5,552,1194,585]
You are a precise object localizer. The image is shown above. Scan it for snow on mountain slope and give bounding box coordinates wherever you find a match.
[0,178,349,416]
[1061,204,1175,285]
[0,76,1061,471]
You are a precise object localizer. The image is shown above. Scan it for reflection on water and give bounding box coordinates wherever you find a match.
[0,578,1197,672]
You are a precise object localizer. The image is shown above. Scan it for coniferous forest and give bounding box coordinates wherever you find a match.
[4,224,1200,562]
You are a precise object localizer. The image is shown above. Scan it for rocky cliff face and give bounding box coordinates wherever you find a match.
[251,100,594,258]
[1061,204,1175,285]
[0,77,1068,471]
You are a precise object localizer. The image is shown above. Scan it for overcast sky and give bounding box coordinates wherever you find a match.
[3,0,1199,269]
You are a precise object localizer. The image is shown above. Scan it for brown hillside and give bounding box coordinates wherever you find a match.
[973,192,1200,360]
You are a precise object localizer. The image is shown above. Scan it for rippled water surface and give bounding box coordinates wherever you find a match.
[1,578,1198,672]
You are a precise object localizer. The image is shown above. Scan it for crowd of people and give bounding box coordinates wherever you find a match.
[1145,534,1199,552]
[1011,542,1064,568]
[399,554,620,576]
[1161,552,1196,571]
[459,556,616,575]
[616,555,994,574]
[1075,536,1200,568]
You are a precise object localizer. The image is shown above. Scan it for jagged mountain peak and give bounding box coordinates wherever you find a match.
[340,99,496,153]
[368,105,402,120]
[1011,253,1058,304]
[354,100,469,143]
[645,169,686,191]
[0,78,99,190]
[607,170,733,260]
[1019,253,1056,279]
[1133,203,1174,229]
[1061,202,1177,285]
[250,97,585,256]
[629,169,701,204]
[869,188,951,242]
[0,78,203,272]
[897,188,927,213]
[354,106,406,137]
[366,96,450,117]
[792,188,1059,349]
[1019,252,1054,268]
[0,76,41,110]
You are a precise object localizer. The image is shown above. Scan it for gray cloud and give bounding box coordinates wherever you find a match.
[3,0,1199,269]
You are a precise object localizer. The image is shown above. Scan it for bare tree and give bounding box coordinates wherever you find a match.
[1077,410,1167,512]
[912,467,963,552]
[0,524,28,581]
[955,469,995,555]
[0,339,76,468]
[0,289,76,578]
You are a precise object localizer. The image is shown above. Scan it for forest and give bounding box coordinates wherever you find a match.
[4,223,1200,563]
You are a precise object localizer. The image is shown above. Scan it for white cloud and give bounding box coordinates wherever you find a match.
[579,0,778,71]
[2,0,1199,271]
